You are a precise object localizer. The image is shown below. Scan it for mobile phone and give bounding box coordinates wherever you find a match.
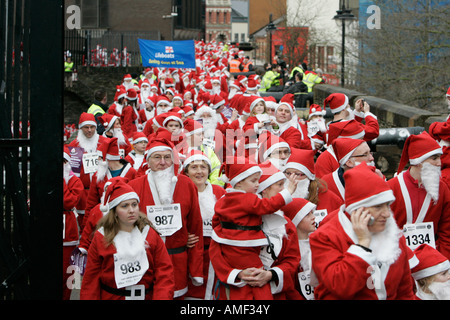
[368,215,375,226]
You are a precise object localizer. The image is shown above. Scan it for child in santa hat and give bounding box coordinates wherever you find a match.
[80,177,175,300]
[411,244,450,300]
[209,158,299,299]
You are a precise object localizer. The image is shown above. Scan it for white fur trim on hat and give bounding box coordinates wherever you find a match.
[330,95,349,114]
[337,130,365,140]
[339,147,359,167]
[79,120,97,129]
[263,142,290,161]
[183,154,212,171]
[344,190,395,214]
[133,137,148,145]
[290,202,317,227]
[211,99,225,110]
[409,148,443,166]
[283,162,315,181]
[257,171,286,193]
[101,192,140,213]
[229,166,262,187]
[145,146,172,160]
[412,260,450,281]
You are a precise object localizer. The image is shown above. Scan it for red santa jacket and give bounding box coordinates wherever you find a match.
[80,225,175,300]
[120,105,139,137]
[128,173,204,298]
[321,168,345,202]
[314,147,339,178]
[63,175,84,245]
[67,134,109,217]
[310,209,415,300]
[388,170,450,260]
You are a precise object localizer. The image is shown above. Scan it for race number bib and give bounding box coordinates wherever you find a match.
[203,217,213,237]
[146,204,182,237]
[114,251,149,289]
[403,222,435,251]
[82,152,99,174]
[298,271,315,300]
[313,209,328,228]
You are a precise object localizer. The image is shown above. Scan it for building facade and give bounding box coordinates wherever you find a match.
[205,0,232,42]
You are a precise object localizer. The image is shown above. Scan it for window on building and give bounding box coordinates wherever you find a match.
[235,33,239,42]
[241,33,245,42]
[79,0,108,28]
[326,46,334,72]
[318,46,325,70]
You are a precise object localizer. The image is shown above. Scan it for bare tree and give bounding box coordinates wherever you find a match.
[354,0,450,113]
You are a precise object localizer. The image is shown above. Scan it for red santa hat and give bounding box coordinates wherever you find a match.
[126,88,138,101]
[98,137,121,161]
[343,162,395,214]
[284,148,316,180]
[78,112,97,129]
[257,161,286,194]
[140,78,150,88]
[182,149,211,172]
[247,79,258,91]
[156,95,172,108]
[396,131,442,175]
[98,114,119,132]
[282,198,317,227]
[332,138,366,167]
[114,85,127,101]
[183,118,203,137]
[210,94,226,110]
[308,104,326,119]
[236,75,247,84]
[411,244,450,281]
[447,86,450,97]
[163,112,184,129]
[123,74,132,81]
[172,93,183,104]
[276,94,295,117]
[221,156,262,188]
[144,68,153,76]
[165,77,175,87]
[324,93,349,114]
[182,106,195,118]
[152,113,171,129]
[327,120,365,145]
[258,132,290,162]
[64,145,71,162]
[99,177,139,213]
[131,132,148,145]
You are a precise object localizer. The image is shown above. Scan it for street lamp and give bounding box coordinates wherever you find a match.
[266,14,277,64]
[333,0,356,87]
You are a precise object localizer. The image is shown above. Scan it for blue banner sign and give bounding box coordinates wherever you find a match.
[138,39,196,69]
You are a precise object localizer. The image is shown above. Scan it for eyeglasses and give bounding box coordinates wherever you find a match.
[271,150,291,157]
[149,155,173,162]
[350,152,374,158]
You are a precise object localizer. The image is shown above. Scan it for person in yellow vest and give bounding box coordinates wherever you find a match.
[259,64,282,93]
[228,55,243,73]
[87,89,108,135]
[302,68,324,93]
[64,56,74,88]
[242,56,254,72]
[289,63,305,80]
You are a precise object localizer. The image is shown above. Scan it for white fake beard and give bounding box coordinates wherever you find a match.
[77,130,99,153]
[64,162,72,183]
[157,106,171,114]
[421,162,441,203]
[141,87,150,99]
[212,86,221,95]
[228,87,237,100]
[268,157,287,171]
[152,165,175,205]
[198,183,216,221]
[368,214,402,265]
[112,128,127,146]
[113,226,146,260]
[286,178,310,199]
[354,160,376,168]
[315,118,327,133]
[428,280,450,300]
[183,78,190,87]
[202,118,217,138]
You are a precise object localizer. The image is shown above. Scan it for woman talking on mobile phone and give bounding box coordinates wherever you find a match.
[309,162,415,300]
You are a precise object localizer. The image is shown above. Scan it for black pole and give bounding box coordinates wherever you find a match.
[341,19,345,87]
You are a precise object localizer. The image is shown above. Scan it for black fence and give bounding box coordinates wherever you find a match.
[65,29,161,68]
[1,0,63,299]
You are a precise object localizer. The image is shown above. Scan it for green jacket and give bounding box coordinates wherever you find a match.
[259,70,280,92]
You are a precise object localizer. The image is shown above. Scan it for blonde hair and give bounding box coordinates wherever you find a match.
[307,178,328,205]
[416,274,438,293]
[96,209,157,247]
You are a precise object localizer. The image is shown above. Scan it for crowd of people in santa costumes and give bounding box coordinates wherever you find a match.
[62,39,450,300]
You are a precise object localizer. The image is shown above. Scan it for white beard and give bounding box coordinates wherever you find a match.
[113,226,147,260]
[286,178,310,199]
[141,88,150,99]
[151,165,175,205]
[64,162,72,183]
[198,183,216,222]
[202,118,217,138]
[115,101,124,115]
[369,214,402,265]
[157,106,171,114]
[112,127,127,146]
[228,87,238,100]
[354,160,376,168]
[77,130,99,153]
[268,157,287,171]
[421,162,441,203]
[212,86,221,95]
[96,160,108,182]
[428,280,450,300]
